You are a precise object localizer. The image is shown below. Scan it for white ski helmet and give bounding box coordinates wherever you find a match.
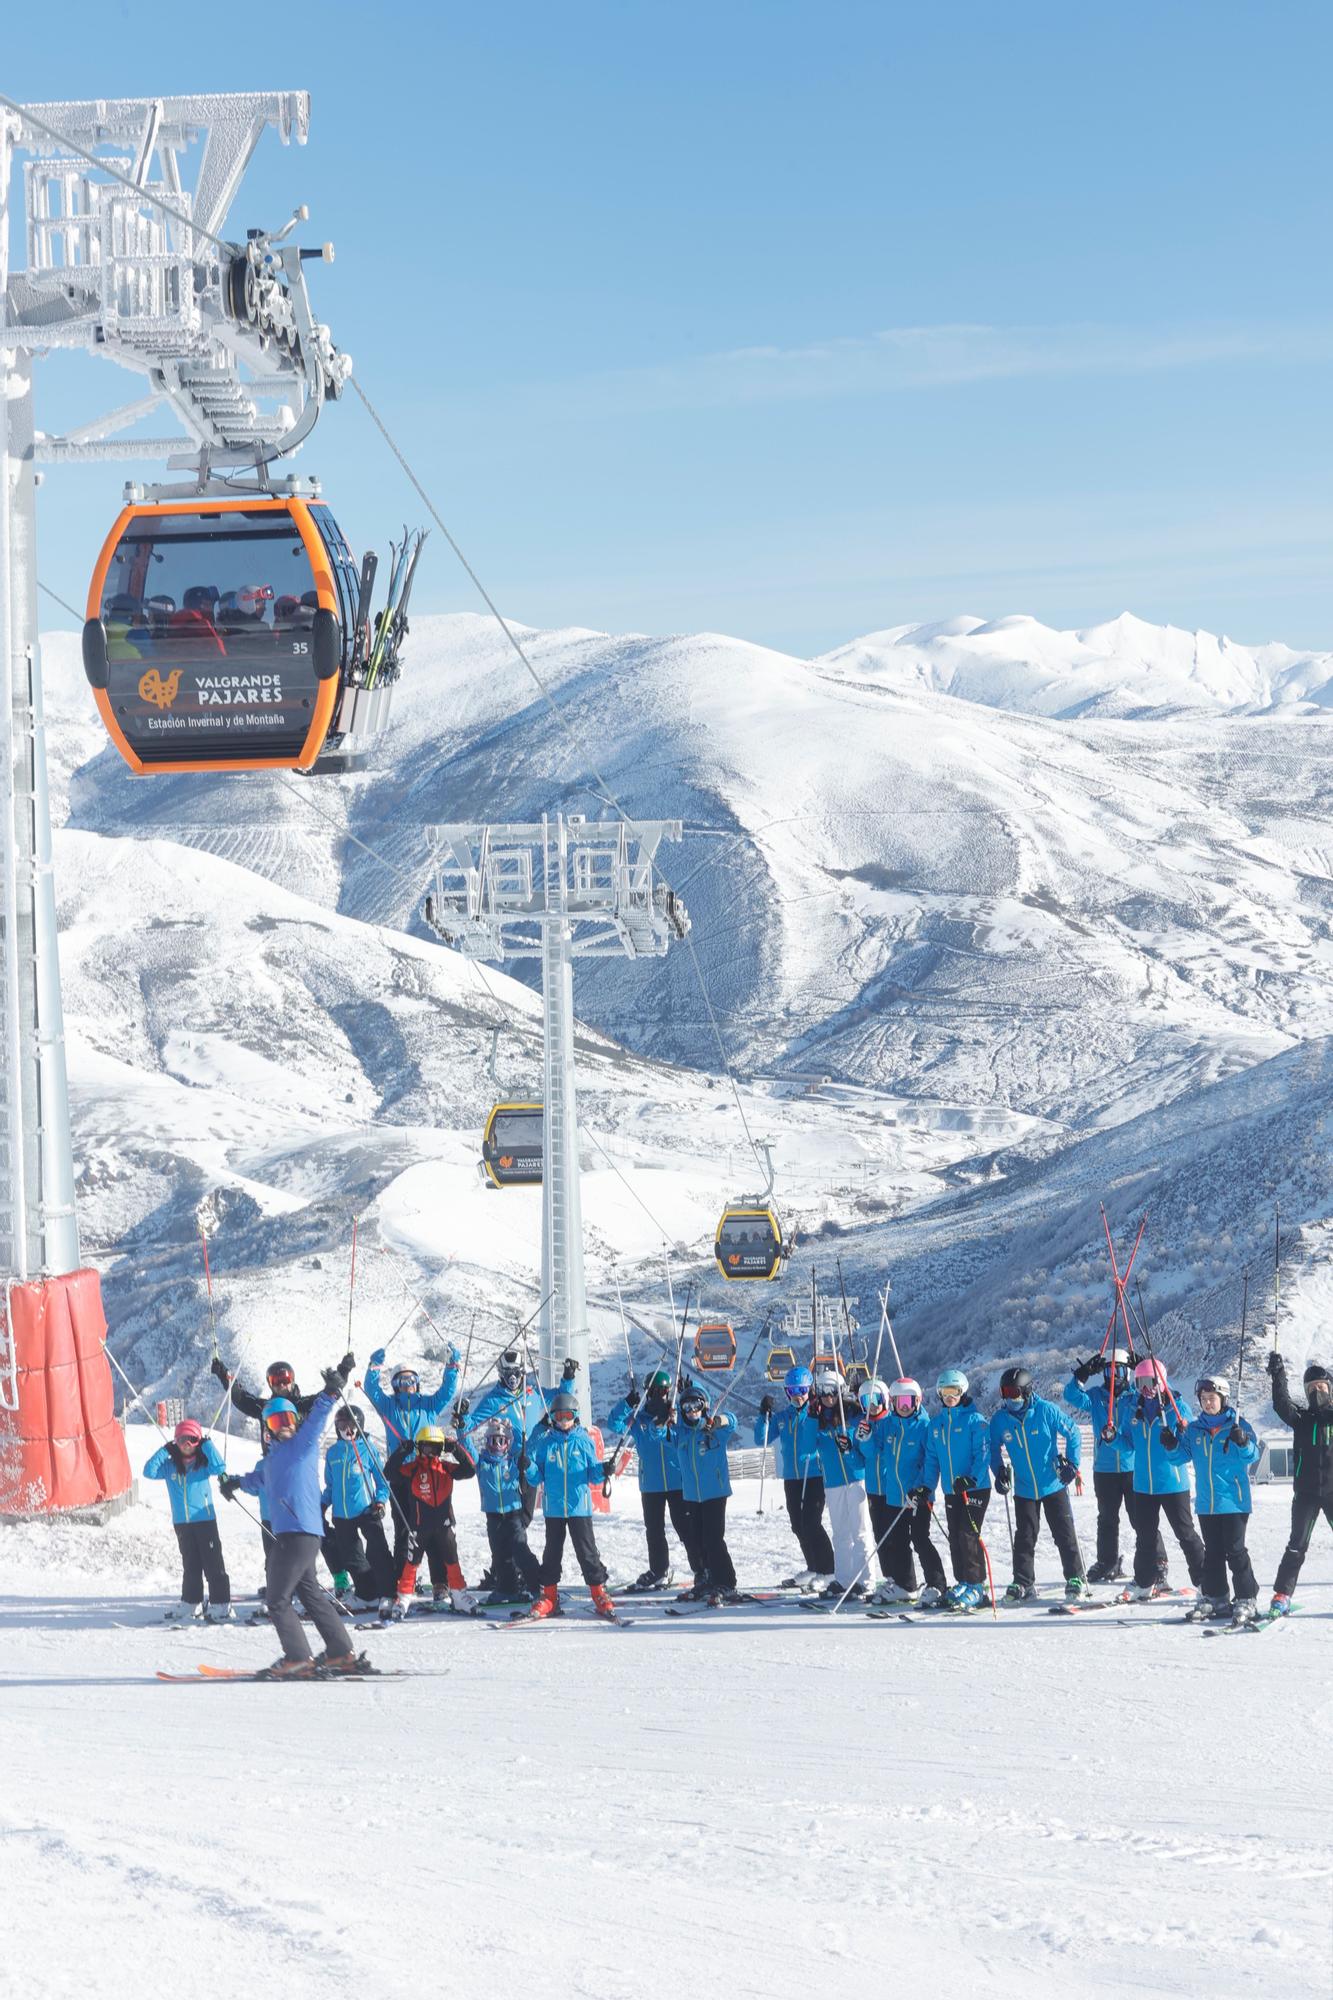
[858,1376,891,1414]
[814,1368,842,1399]
[1195,1373,1230,1401]
[888,1377,922,1412]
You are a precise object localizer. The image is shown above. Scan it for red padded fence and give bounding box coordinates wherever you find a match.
[0,1269,132,1514]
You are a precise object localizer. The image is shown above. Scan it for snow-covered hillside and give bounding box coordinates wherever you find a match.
[35,602,1333,1414]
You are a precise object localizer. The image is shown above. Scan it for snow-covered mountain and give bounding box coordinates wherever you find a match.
[39,603,1333,1414]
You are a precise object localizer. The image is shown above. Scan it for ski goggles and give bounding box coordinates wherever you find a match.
[266,1370,295,1390]
[265,1411,298,1436]
[551,1410,577,1429]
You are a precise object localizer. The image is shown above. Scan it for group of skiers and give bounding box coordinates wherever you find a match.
[143,1333,1333,1672]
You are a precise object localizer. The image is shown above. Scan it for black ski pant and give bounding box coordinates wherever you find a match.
[869,1493,946,1591]
[1012,1490,1082,1585]
[678,1494,736,1592]
[520,1475,539,1529]
[1093,1470,1166,1570]
[265,1531,352,1663]
[327,1510,395,1602]
[388,1467,414,1570]
[785,1476,835,1576]
[1199,1513,1258,1602]
[639,1487,703,1579]
[402,1510,461,1593]
[1132,1491,1204,1587]
[485,1509,542,1594]
[1273,1495,1333,1597]
[174,1520,230,1608]
[943,1490,990,1586]
[539,1513,608,1588]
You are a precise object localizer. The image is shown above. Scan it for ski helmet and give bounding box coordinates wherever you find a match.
[174,1419,203,1449]
[263,1397,298,1436]
[334,1404,363,1438]
[888,1376,922,1414]
[498,1349,524,1391]
[936,1367,969,1398]
[1134,1358,1168,1391]
[645,1368,672,1400]
[1303,1363,1331,1398]
[416,1425,448,1455]
[999,1366,1032,1408]
[784,1364,813,1405]
[1195,1373,1230,1402]
[483,1417,514,1456]
[814,1367,842,1400]
[266,1361,296,1390]
[679,1385,709,1425]
[550,1390,578,1428]
[391,1367,421,1394]
[858,1376,891,1415]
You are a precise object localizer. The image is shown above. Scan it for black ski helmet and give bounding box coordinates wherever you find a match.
[1304,1363,1332,1396]
[266,1360,296,1387]
[498,1349,525,1391]
[334,1404,363,1437]
[999,1366,1033,1404]
[551,1390,578,1422]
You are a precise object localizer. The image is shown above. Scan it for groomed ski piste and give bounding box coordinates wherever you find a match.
[2,1422,1328,2000]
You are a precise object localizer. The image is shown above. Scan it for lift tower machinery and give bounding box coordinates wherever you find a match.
[424,815,691,1425]
[0,91,344,1510]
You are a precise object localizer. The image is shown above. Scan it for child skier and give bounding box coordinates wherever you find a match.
[1063,1347,1164,1583]
[754,1366,835,1589]
[469,1415,542,1605]
[521,1390,617,1620]
[1162,1374,1260,1624]
[607,1367,703,1590]
[459,1346,545,1533]
[810,1367,873,1600]
[1114,1358,1204,1598]
[387,1425,478,1617]
[144,1419,233,1622]
[321,1404,395,1610]
[858,1378,947,1605]
[670,1380,740,1601]
[1266,1352,1333,1614]
[988,1366,1087,1601]
[922,1368,991,1610]
[364,1344,463,1573]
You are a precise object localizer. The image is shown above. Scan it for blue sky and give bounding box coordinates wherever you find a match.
[10,0,1333,651]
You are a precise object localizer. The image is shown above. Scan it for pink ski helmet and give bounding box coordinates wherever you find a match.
[1133,1358,1168,1390]
[174,1419,204,1448]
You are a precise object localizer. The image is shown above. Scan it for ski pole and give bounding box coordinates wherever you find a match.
[346,1217,359,1355]
[105,1344,274,1547]
[1001,1477,1016,1574]
[200,1230,218,1357]
[826,1498,915,1616]
[1131,1277,1185,1427]
[1228,1270,1249,1452]
[614,1270,635,1394]
[870,1283,890,1383]
[1272,1208,1281,1352]
[881,1289,907,1383]
[758,1413,770,1515]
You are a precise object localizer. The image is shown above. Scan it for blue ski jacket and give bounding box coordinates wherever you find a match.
[752,1404,821,1480]
[1062,1374,1135,1474]
[1115,1391,1195,1496]
[923,1400,991,1493]
[364,1353,461,1449]
[320,1436,390,1520]
[469,1379,544,1442]
[470,1432,527,1515]
[236,1392,334,1536]
[988,1394,1080,1500]
[523,1426,606,1518]
[671,1413,738,1503]
[144,1439,227,1524]
[1164,1408,1258,1515]
[860,1409,932,1503]
[813,1421,865,1491]
[608,1398,681,1494]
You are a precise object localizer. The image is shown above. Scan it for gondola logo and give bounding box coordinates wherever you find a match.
[138,668,183,710]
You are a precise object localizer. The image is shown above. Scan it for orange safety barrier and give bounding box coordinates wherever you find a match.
[0,1270,132,1514]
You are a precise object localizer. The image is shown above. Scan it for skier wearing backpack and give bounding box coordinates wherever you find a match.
[607,1367,703,1590]
[1162,1374,1260,1624]
[386,1426,478,1617]
[144,1420,234,1622]
[988,1366,1088,1601]
[923,1368,991,1610]
[858,1377,947,1606]
[1114,1358,1205,1598]
[1266,1353,1333,1614]
[1063,1347,1165,1584]
[521,1391,618,1621]
[754,1366,835,1588]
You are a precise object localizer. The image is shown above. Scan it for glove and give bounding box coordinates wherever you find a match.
[210,1355,231,1387]
[1227,1424,1247,1447]
[855,1421,871,1441]
[1159,1428,1178,1451]
[909,1485,932,1507]
[322,1367,343,1397]
[625,1387,641,1409]
[337,1351,354,1386]
[759,1394,775,1417]
[994,1466,1012,1495]
[1100,1422,1119,1444]
[454,1398,471,1421]
[1265,1350,1282,1379]
[1057,1458,1079,1485]
[600,1461,615,1481]
[368,1502,385,1520]
[1074,1356,1101,1385]
[369,1348,386,1367]
[834,1431,852,1451]
[219,1475,242,1501]
[952,1474,974,1494]
[561,1358,579,1381]
[447,1344,462,1368]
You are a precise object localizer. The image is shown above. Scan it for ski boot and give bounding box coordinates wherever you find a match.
[255,1655,318,1680]
[918,1585,944,1609]
[527,1585,561,1620]
[1184,1594,1228,1623]
[163,1602,204,1623]
[868,1579,913,1606]
[313,1649,373,1677]
[1270,1592,1293,1617]
[450,1587,479,1615]
[590,1583,619,1620]
[1121,1581,1157,1601]
[1230,1598,1259,1627]
[1064,1576,1091,1602]
[1003,1581,1037,1603]
[1085,1558,1123,1585]
[387,1596,412,1622]
[677,1574,711,1602]
[205,1602,237,1624]
[631,1569,671,1593]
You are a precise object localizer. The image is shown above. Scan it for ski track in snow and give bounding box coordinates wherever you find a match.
[2,1428,1332,1999]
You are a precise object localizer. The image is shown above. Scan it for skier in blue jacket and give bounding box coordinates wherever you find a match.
[1114,1358,1204,1598]
[858,1378,947,1605]
[1162,1373,1258,1623]
[1063,1346,1164,1584]
[470,1415,542,1604]
[989,1366,1087,1601]
[667,1380,740,1601]
[221,1379,362,1676]
[521,1392,617,1620]
[607,1368,703,1590]
[460,1346,544,1532]
[923,1369,991,1609]
[320,1404,394,1608]
[754,1365,834,1587]
[364,1344,462,1573]
[145,1419,233,1622]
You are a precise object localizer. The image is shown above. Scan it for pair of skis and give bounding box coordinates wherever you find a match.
[157,1656,408,1685]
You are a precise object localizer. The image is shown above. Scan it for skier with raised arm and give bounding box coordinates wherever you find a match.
[469,1414,542,1605]
[386,1425,479,1617]
[922,1369,991,1610]
[1266,1353,1333,1615]
[144,1419,234,1622]
[1114,1358,1204,1599]
[462,1347,544,1528]
[989,1366,1087,1601]
[1063,1347,1164,1584]
[364,1342,463,1575]
[754,1365,835,1589]
[520,1390,618,1621]
[669,1380,740,1602]
[607,1366,702,1591]
[320,1404,395,1611]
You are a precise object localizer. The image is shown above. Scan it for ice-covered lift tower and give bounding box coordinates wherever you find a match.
[0,91,340,1510]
